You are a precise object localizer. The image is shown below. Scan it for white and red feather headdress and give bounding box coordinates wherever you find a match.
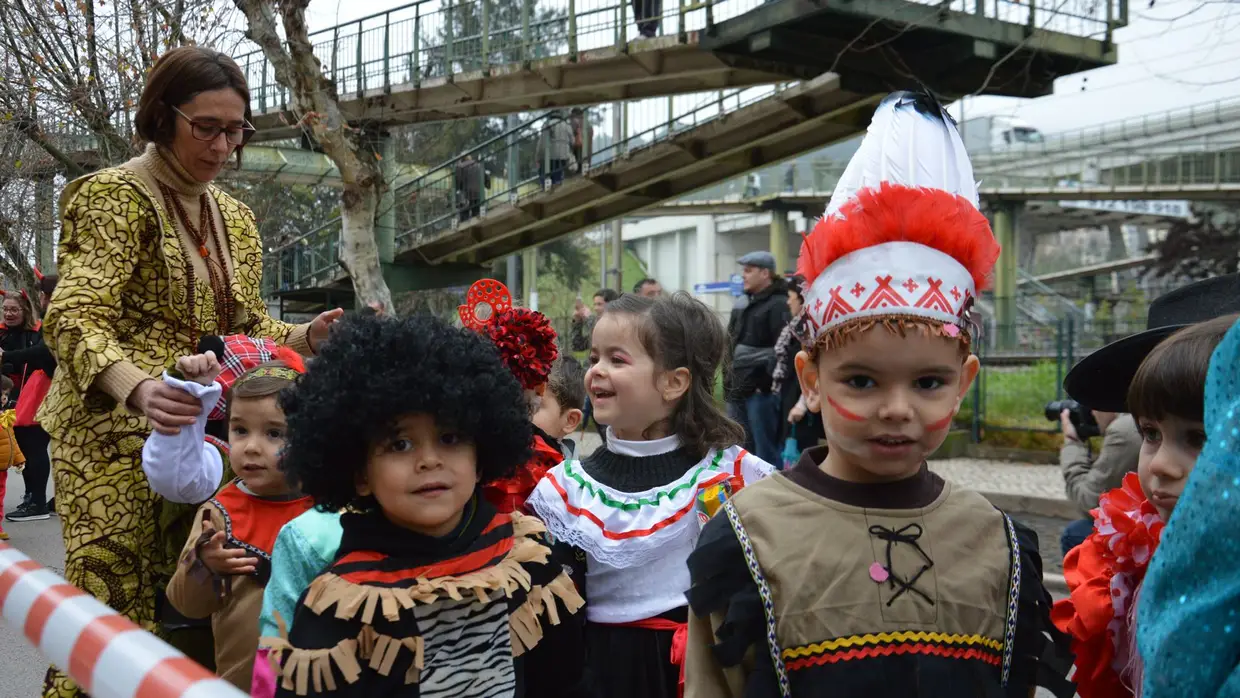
[797,91,999,344]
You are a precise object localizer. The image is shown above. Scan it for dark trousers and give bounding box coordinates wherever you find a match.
[1060,517,1094,557]
[542,159,570,187]
[458,204,481,222]
[632,0,662,36]
[15,425,50,508]
[745,392,782,465]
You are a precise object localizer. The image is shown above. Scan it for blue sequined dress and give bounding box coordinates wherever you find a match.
[1138,315,1240,697]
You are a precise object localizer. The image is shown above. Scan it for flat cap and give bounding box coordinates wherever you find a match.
[737,251,776,271]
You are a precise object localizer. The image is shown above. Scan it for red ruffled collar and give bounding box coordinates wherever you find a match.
[1051,473,1164,698]
[483,434,564,514]
[1093,472,1165,574]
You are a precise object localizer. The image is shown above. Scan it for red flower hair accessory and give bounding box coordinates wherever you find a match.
[485,307,558,391]
[458,279,558,390]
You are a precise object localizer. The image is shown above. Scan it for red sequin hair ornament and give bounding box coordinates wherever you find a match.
[459,279,559,391]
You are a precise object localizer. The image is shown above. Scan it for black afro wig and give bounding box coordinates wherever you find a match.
[279,313,532,511]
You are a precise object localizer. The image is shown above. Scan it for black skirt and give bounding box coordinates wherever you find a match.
[585,607,686,698]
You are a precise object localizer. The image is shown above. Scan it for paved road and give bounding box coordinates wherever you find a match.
[0,474,63,698]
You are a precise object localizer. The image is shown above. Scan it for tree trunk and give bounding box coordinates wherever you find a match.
[234,0,394,313]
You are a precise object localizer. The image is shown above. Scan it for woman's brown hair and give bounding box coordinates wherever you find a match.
[605,292,745,459]
[135,46,253,164]
[1127,312,1240,423]
[3,293,37,331]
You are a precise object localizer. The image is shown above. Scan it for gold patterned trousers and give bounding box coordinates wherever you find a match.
[42,430,182,698]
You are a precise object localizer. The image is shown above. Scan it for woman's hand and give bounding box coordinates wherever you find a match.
[129,380,201,435]
[308,308,345,353]
[198,529,259,576]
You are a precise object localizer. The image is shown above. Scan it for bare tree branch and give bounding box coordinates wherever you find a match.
[234,0,394,312]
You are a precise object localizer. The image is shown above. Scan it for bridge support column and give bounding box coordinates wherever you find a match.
[992,202,1019,350]
[35,176,56,273]
[770,208,790,275]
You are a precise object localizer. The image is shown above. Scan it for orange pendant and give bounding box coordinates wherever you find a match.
[199,245,209,258]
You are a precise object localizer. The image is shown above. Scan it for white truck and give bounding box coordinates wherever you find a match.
[957,115,1044,153]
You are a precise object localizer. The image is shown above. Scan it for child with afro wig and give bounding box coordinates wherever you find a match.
[258,313,588,698]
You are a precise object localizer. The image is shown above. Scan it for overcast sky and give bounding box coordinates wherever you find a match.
[299,0,1240,136]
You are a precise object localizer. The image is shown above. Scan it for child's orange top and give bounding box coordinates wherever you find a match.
[484,430,564,514]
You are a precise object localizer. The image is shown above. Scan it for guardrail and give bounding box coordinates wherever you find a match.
[234,0,1124,117]
[0,543,246,698]
[263,84,798,293]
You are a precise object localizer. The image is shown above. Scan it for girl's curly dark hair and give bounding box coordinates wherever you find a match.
[279,313,532,511]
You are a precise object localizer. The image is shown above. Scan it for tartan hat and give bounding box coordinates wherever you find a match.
[209,334,280,420]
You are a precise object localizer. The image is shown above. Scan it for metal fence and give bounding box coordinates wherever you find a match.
[962,317,1147,438]
[262,83,799,294]
[235,0,1122,116]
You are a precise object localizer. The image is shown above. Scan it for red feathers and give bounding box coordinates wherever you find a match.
[797,184,999,293]
[271,345,306,374]
[485,308,558,391]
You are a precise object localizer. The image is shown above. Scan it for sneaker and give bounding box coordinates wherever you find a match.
[6,502,50,522]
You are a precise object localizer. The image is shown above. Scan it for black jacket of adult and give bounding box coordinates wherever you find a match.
[0,326,44,399]
[726,278,791,400]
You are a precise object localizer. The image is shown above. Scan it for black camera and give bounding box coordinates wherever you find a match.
[1045,399,1101,440]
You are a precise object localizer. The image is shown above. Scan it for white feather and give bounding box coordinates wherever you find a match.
[823,94,979,220]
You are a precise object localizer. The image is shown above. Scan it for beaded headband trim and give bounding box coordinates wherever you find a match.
[235,366,300,385]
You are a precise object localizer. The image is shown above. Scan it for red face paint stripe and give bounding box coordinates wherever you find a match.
[925,414,954,432]
[826,396,866,422]
[24,583,86,646]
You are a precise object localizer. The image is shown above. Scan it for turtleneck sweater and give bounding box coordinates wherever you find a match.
[580,429,700,492]
[93,144,310,409]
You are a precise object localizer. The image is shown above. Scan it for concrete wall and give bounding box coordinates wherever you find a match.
[622,211,810,315]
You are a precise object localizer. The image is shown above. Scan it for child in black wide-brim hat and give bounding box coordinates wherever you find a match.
[1053,273,1240,698]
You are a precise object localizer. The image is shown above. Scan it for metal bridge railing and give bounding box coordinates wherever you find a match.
[263,84,802,294]
[235,0,1123,117]
[972,94,1240,163]
[981,141,1240,191]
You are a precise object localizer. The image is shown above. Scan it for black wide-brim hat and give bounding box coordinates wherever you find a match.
[1064,273,1240,413]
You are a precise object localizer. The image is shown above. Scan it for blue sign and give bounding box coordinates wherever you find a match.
[695,274,747,296]
[694,281,733,294]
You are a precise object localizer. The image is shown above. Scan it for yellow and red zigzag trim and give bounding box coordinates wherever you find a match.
[782,632,1003,671]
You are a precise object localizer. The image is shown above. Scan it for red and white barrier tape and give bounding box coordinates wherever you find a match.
[0,543,246,698]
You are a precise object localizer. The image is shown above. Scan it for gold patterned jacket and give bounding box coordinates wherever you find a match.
[38,167,305,443]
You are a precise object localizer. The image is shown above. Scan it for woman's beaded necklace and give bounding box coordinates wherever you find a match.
[157,181,235,334]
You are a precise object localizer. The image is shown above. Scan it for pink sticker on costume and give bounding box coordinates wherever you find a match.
[943,324,960,338]
[869,562,889,583]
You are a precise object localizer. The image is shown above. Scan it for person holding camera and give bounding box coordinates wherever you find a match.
[1059,405,1142,556]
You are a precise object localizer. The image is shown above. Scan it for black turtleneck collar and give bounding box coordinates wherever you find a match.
[581,445,701,493]
[336,494,494,564]
[785,446,944,509]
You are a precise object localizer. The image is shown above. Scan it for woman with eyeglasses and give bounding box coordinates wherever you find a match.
[39,46,342,698]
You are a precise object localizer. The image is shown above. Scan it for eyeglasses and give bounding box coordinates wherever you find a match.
[171,106,255,145]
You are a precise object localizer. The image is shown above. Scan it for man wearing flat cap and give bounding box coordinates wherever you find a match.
[726,251,791,464]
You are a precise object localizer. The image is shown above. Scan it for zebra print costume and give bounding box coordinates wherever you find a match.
[265,502,588,697]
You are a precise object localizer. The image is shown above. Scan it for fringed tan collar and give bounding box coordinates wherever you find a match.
[262,512,585,695]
